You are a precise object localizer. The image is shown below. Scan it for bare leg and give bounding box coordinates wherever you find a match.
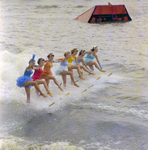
[80,65,95,75]
[23,81,47,98]
[89,65,94,71]
[61,74,67,87]
[87,61,106,72]
[25,87,30,103]
[36,80,53,97]
[80,70,83,76]
[61,71,79,87]
[68,65,85,80]
[45,79,50,87]
[44,75,63,91]
[67,69,74,83]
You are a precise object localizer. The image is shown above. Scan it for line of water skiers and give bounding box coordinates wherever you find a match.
[16,46,106,103]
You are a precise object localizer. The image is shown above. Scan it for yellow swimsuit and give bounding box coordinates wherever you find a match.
[67,55,75,67]
[68,56,75,63]
[67,55,83,72]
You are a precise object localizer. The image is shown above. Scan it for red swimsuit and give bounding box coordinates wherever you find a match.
[31,68,43,81]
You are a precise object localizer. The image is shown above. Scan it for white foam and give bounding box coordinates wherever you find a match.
[0,138,84,150]
[80,102,148,120]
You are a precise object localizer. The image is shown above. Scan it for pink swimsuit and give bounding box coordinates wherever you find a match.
[31,68,43,81]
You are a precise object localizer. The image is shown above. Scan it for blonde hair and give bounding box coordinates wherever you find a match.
[71,48,78,54]
[64,51,70,57]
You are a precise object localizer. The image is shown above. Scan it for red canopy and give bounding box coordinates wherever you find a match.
[74,3,132,23]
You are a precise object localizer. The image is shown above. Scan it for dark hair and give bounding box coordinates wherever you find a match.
[37,58,45,64]
[47,53,54,59]
[71,48,78,54]
[91,46,97,51]
[79,50,85,56]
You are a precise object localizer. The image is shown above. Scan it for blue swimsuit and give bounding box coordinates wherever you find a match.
[16,69,33,88]
[84,53,95,64]
[55,61,69,75]
[72,58,83,65]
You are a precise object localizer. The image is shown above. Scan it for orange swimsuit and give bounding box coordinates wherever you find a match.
[40,61,53,78]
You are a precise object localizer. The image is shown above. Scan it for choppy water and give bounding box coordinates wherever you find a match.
[0,0,148,149]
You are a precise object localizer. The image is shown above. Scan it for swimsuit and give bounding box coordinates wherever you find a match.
[31,67,43,81]
[67,56,75,63]
[84,53,95,64]
[16,69,33,88]
[55,61,69,75]
[67,55,75,67]
[40,62,53,78]
[72,57,83,65]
